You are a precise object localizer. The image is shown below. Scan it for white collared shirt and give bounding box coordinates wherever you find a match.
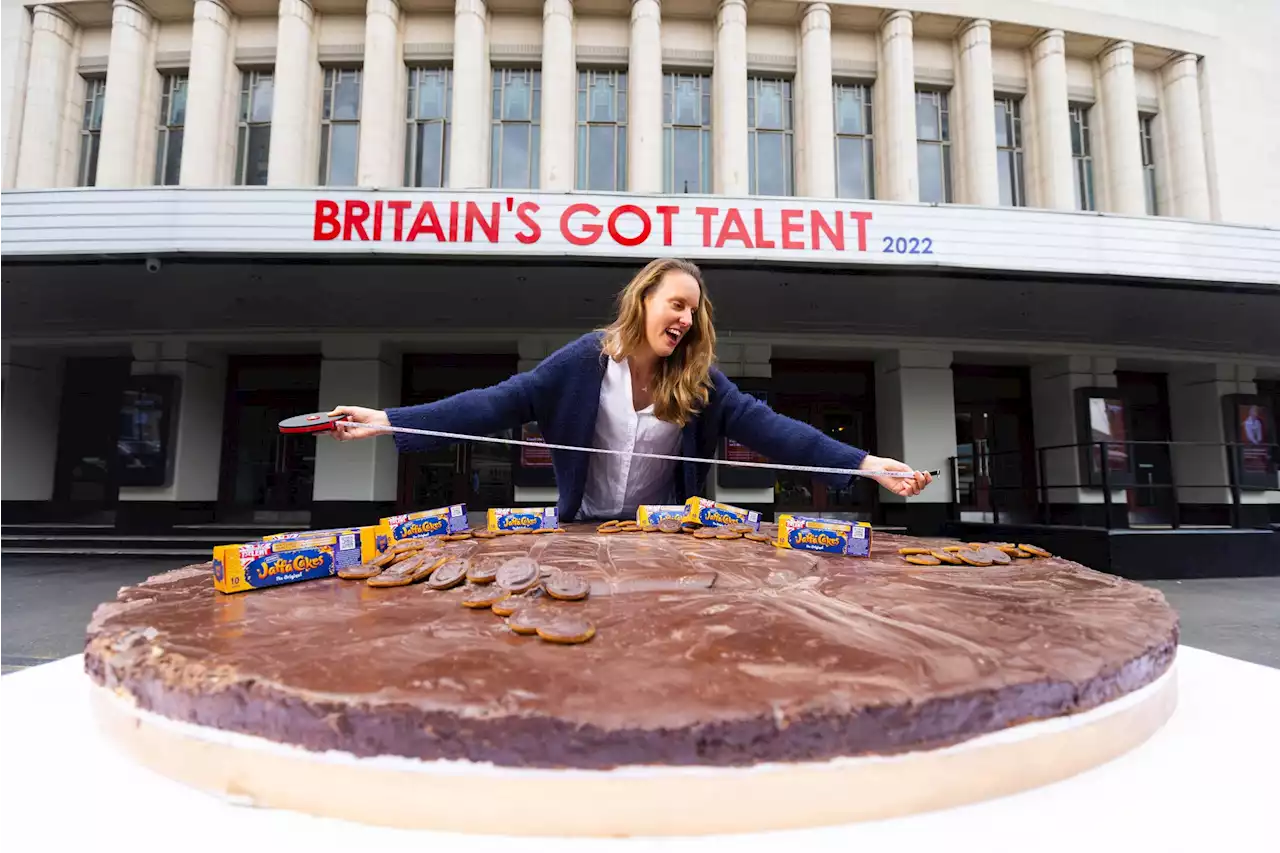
[579,356,682,519]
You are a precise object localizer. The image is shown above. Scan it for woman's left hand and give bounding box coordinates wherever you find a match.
[859,455,934,497]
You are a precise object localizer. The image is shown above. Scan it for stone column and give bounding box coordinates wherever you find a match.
[1168,364,1265,524]
[1029,29,1074,210]
[1,347,62,502]
[1030,355,1123,524]
[798,3,834,198]
[1160,53,1210,220]
[2,0,34,188]
[627,0,662,193]
[356,0,405,187]
[180,0,233,186]
[449,0,490,188]
[875,350,955,534]
[713,0,748,195]
[313,340,402,526]
[268,0,318,186]
[877,10,916,202]
[538,0,575,190]
[1097,40,1144,215]
[97,0,155,186]
[957,19,998,206]
[16,5,75,188]
[117,342,227,504]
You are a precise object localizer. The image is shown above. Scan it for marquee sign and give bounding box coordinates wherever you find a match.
[2,187,1277,287]
[312,196,881,255]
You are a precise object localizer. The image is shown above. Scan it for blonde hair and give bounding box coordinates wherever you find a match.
[599,258,717,426]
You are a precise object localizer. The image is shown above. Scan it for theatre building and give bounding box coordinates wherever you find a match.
[3,0,1278,574]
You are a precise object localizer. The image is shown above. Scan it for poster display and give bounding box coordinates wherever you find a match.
[512,422,556,489]
[1222,394,1277,489]
[1075,387,1135,488]
[116,375,179,488]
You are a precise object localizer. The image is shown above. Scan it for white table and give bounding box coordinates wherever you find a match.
[2,647,1276,853]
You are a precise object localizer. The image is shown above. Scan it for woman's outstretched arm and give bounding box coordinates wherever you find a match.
[714,372,933,497]
[329,338,585,453]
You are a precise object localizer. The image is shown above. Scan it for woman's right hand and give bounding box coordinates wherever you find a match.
[327,406,390,441]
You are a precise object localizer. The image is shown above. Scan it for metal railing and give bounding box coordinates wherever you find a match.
[948,440,1279,530]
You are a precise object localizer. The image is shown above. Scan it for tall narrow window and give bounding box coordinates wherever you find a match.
[405,67,451,187]
[663,73,711,194]
[994,96,1024,206]
[319,68,361,186]
[916,89,951,203]
[833,81,873,199]
[1140,113,1157,216]
[78,78,106,187]
[491,68,540,189]
[576,69,627,191]
[235,70,273,186]
[1070,102,1095,211]
[748,76,793,196]
[154,73,187,185]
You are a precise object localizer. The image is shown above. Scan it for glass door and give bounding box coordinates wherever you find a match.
[773,397,873,519]
[1116,372,1174,526]
[397,354,518,512]
[219,389,319,524]
[952,367,1037,523]
[954,404,1035,522]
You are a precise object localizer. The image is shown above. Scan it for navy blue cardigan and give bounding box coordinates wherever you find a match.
[385,332,868,520]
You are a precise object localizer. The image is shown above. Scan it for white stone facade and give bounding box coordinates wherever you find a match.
[2,0,1278,524]
[4,0,1278,227]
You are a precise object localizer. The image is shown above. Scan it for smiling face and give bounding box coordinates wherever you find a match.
[643,270,702,358]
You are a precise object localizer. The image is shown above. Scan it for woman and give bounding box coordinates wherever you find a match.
[330,258,932,521]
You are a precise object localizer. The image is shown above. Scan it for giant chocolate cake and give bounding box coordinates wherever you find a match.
[85,526,1178,835]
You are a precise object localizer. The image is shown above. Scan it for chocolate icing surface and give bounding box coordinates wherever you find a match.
[84,527,1177,769]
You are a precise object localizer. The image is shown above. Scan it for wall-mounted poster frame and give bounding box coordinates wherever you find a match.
[1074,386,1136,488]
[1221,393,1277,490]
[512,422,557,489]
[116,374,180,488]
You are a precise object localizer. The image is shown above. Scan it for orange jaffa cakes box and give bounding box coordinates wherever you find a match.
[487,506,559,532]
[212,535,341,594]
[774,515,872,557]
[683,497,761,530]
[262,525,386,565]
[380,503,469,545]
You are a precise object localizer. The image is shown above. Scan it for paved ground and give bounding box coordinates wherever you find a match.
[3,556,1278,673]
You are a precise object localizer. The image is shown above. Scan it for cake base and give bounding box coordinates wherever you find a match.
[90,664,1177,837]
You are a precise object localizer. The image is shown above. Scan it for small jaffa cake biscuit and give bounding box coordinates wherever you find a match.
[544,572,590,601]
[425,559,468,590]
[492,589,542,617]
[367,554,445,587]
[956,550,994,567]
[507,604,559,635]
[465,558,501,585]
[536,615,597,645]
[972,546,1012,565]
[903,554,942,566]
[337,562,384,580]
[461,584,511,610]
[495,557,541,593]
